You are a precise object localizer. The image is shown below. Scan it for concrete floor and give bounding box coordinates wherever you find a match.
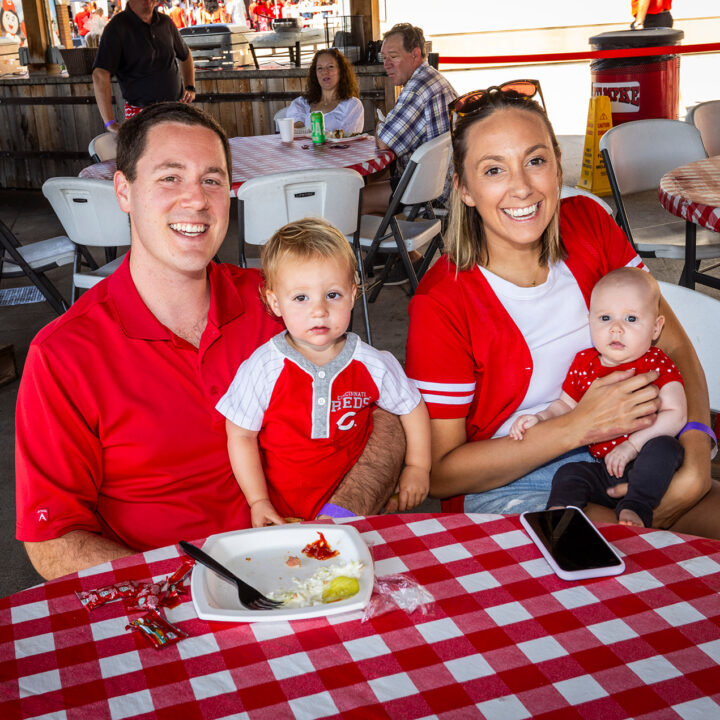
[2,136,719,599]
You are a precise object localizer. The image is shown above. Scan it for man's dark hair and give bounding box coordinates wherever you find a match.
[382,23,426,58]
[116,102,232,185]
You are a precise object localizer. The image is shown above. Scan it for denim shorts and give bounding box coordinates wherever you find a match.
[463,447,596,515]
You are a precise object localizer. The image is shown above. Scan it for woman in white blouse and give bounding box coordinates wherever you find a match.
[286,48,364,134]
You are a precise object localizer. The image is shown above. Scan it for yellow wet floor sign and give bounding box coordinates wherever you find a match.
[577,95,612,196]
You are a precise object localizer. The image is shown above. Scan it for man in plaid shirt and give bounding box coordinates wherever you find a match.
[364,23,457,216]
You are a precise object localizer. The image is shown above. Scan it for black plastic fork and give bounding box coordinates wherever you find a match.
[179,540,282,611]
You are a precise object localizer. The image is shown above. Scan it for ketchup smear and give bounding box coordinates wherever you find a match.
[302,532,339,560]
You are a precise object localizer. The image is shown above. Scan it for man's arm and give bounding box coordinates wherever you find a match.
[634,0,651,26]
[375,83,424,157]
[16,344,125,580]
[92,67,118,132]
[327,408,405,515]
[178,54,196,104]
[25,531,134,581]
[375,127,390,151]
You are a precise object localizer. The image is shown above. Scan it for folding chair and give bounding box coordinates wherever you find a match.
[599,119,720,290]
[235,168,371,343]
[0,219,75,315]
[42,177,131,304]
[88,132,118,163]
[658,280,720,442]
[686,100,720,157]
[560,185,614,215]
[356,132,451,301]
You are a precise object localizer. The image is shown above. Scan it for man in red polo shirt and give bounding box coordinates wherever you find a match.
[15,103,403,581]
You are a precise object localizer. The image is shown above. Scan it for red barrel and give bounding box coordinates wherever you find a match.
[589,28,683,125]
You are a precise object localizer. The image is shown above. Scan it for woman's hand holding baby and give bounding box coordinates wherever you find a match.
[573,369,660,447]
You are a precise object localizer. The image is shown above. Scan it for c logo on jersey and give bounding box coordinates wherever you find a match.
[337,411,356,431]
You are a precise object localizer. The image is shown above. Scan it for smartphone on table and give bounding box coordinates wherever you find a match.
[520,507,625,581]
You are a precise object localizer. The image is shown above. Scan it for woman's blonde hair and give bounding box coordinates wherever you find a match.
[261,218,358,292]
[445,91,565,272]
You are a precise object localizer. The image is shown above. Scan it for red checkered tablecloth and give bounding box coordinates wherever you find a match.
[79,134,395,198]
[659,155,720,233]
[2,513,720,719]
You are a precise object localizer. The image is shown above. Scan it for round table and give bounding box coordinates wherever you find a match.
[658,155,720,290]
[79,134,396,198]
[658,155,720,232]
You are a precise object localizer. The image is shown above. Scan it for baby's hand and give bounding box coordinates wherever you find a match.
[250,499,286,527]
[604,441,638,478]
[397,466,429,511]
[509,414,539,440]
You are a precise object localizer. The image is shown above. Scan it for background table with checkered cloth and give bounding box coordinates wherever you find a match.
[2,513,720,719]
[79,134,395,198]
[659,155,720,233]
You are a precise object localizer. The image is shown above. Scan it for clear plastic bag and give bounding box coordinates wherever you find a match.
[361,573,436,622]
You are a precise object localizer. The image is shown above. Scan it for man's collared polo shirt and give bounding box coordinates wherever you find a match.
[93,4,189,107]
[15,256,282,551]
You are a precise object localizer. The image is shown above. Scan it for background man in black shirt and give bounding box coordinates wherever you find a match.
[92,0,196,133]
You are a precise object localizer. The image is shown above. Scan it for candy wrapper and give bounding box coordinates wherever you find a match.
[361,574,435,622]
[77,558,195,612]
[127,557,195,611]
[126,609,188,650]
[76,580,139,610]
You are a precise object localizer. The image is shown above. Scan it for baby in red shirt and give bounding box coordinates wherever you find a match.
[217,218,430,526]
[510,268,687,526]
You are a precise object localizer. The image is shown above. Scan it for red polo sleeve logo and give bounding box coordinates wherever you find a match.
[36,508,49,522]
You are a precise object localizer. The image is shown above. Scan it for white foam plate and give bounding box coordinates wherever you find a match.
[189,524,373,622]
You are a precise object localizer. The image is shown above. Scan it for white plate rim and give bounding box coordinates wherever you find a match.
[325,132,369,144]
[189,523,373,623]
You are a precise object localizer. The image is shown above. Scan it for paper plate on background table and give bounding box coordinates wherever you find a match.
[189,524,373,622]
[325,133,369,144]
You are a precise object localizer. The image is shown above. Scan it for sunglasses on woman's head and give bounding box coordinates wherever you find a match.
[448,79,546,137]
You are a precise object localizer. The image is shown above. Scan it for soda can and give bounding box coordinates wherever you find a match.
[311,111,325,144]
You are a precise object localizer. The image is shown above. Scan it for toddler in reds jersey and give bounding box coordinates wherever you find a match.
[216,218,431,526]
[509,268,687,527]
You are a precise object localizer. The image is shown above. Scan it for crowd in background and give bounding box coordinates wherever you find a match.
[69,0,337,39]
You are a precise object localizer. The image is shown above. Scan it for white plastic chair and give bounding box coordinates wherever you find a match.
[560,185,614,215]
[42,177,131,303]
[686,100,720,157]
[235,168,371,343]
[0,219,75,314]
[658,280,720,439]
[273,105,289,133]
[357,132,451,300]
[599,119,720,290]
[88,132,118,163]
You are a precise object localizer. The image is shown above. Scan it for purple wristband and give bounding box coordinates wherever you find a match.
[677,421,718,459]
[317,503,356,519]
[104,119,115,129]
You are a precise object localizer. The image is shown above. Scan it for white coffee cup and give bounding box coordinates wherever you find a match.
[278,117,294,143]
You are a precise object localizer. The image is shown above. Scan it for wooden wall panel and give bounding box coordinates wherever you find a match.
[0,67,396,188]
